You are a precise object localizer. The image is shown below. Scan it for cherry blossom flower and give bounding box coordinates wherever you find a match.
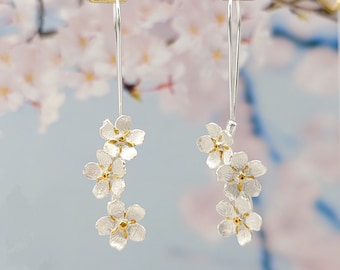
[179,180,226,244]
[83,150,126,200]
[10,0,37,38]
[216,151,266,199]
[294,47,338,96]
[216,196,262,246]
[197,122,233,169]
[100,115,145,161]
[96,200,146,251]
[0,71,23,116]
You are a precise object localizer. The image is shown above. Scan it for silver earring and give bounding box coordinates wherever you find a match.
[83,0,146,251]
[196,0,267,246]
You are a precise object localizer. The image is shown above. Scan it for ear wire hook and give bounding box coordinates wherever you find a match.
[88,0,125,116]
[226,0,241,138]
[113,0,123,116]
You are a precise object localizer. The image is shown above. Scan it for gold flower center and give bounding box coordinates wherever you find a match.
[233,217,242,226]
[238,173,246,181]
[119,220,128,229]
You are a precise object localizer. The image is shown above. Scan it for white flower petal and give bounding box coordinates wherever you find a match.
[127,129,145,146]
[243,180,261,197]
[115,115,131,132]
[217,220,235,237]
[95,216,115,236]
[103,142,120,158]
[207,151,221,169]
[222,149,233,165]
[216,165,235,182]
[127,224,146,242]
[235,196,252,215]
[100,119,115,140]
[83,162,101,180]
[224,183,240,200]
[107,200,125,219]
[246,160,267,177]
[237,226,252,246]
[120,145,137,160]
[221,130,233,146]
[197,135,214,153]
[245,212,262,231]
[110,230,128,251]
[126,204,145,222]
[216,200,234,217]
[92,181,110,199]
[231,152,248,170]
[112,158,126,178]
[110,179,125,200]
[206,122,222,139]
[96,149,113,168]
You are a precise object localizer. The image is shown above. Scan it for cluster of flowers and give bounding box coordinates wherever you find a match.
[0,0,270,132]
[83,115,146,250]
[197,122,266,246]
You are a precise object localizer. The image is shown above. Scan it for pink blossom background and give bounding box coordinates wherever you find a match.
[0,1,339,270]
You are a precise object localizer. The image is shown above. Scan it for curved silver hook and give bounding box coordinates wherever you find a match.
[227,0,241,137]
[114,0,123,116]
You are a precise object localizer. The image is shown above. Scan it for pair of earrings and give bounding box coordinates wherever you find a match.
[83,0,267,250]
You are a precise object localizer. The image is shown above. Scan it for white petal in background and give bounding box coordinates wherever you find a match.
[99,119,115,140]
[83,162,101,180]
[120,145,137,160]
[205,123,222,139]
[109,230,128,251]
[96,216,115,236]
[127,224,146,242]
[206,151,221,169]
[115,115,131,132]
[127,129,145,145]
[96,149,112,168]
[126,204,146,222]
[107,200,125,219]
[231,152,248,170]
[197,135,214,153]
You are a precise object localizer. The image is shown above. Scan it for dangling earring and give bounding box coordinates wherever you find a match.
[196,0,267,246]
[83,0,146,251]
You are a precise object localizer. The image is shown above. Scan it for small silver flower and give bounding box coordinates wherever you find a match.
[83,150,126,199]
[96,200,146,251]
[100,115,145,161]
[197,122,233,169]
[217,151,266,200]
[216,196,262,246]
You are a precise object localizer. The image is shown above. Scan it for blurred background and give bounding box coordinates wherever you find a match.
[0,0,339,269]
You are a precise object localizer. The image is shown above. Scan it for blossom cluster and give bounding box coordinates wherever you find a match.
[197,122,266,246]
[0,0,271,133]
[83,115,146,250]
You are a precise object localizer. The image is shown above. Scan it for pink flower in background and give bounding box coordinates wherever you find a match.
[0,71,23,116]
[265,160,340,269]
[294,47,338,96]
[65,57,111,101]
[179,180,225,244]
[8,0,37,38]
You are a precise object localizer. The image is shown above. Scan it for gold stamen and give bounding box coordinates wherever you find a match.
[237,182,243,192]
[127,141,134,147]
[111,227,118,235]
[123,229,128,239]
[107,164,113,172]
[110,215,117,222]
